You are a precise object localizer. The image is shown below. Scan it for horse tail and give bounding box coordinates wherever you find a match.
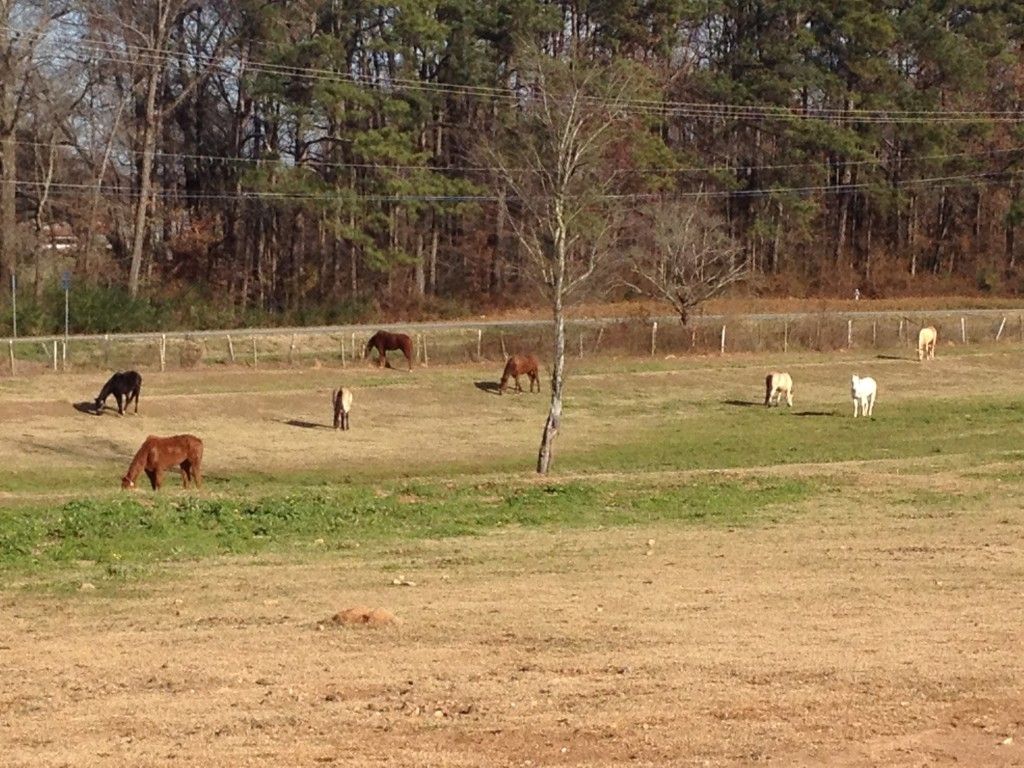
[764,373,774,405]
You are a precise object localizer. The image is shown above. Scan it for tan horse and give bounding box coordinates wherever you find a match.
[499,354,540,394]
[918,326,937,361]
[332,387,353,430]
[122,434,203,490]
[764,371,793,407]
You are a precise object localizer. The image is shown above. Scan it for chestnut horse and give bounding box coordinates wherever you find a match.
[122,434,203,490]
[499,354,541,394]
[95,370,142,415]
[365,330,413,371]
[332,387,353,430]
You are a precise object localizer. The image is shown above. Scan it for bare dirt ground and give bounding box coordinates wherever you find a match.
[2,486,1022,767]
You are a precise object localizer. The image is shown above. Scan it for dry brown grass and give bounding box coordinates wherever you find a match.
[2,487,1021,767]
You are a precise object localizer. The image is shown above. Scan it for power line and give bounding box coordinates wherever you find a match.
[15,135,1024,177]
[19,24,1024,126]
[17,170,1019,203]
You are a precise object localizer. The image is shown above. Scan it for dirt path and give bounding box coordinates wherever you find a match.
[2,499,1022,767]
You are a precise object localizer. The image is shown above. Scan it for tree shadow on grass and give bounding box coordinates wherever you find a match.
[474,381,502,395]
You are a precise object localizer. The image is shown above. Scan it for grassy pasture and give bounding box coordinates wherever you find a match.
[2,345,1024,578]
[2,346,1023,766]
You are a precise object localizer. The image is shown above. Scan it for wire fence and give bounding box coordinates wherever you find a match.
[3,309,1022,376]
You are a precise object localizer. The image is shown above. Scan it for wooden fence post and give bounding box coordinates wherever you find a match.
[996,316,1007,342]
[159,334,167,371]
[61,339,67,368]
[8,339,14,375]
[961,316,967,344]
[650,321,657,356]
[422,334,429,366]
[578,332,584,359]
[499,332,507,358]
[52,340,58,371]
[341,340,346,367]
[252,336,258,368]
[720,324,726,355]
[594,326,604,353]
[847,319,853,348]
[477,329,482,360]
[783,321,788,353]
[227,334,235,363]
[289,333,297,365]
[103,333,110,366]
[351,332,357,361]
[872,321,877,347]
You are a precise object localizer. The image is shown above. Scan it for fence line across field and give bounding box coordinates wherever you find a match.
[4,309,1024,375]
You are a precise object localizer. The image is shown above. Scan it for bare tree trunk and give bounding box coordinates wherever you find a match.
[0,129,15,285]
[537,287,564,475]
[128,66,160,298]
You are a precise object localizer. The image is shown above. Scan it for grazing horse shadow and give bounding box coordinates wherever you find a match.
[474,381,502,395]
[875,354,905,361]
[73,401,102,415]
[282,419,329,430]
[794,410,837,417]
[722,399,759,408]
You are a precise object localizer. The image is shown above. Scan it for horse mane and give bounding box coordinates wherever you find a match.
[123,435,157,483]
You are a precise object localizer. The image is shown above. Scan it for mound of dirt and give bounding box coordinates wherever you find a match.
[330,606,399,627]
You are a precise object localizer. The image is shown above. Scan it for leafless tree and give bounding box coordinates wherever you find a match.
[625,198,746,325]
[0,0,70,286]
[87,0,230,296]
[482,52,646,474]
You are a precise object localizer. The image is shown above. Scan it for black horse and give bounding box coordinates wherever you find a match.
[94,371,142,415]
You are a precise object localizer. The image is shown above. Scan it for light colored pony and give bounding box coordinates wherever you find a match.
[851,374,877,418]
[918,326,937,361]
[764,371,793,407]
[332,387,353,430]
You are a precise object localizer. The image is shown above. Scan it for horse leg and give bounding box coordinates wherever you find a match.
[514,375,522,393]
[133,387,140,413]
[116,393,124,415]
[145,468,157,490]
[344,411,350,431]
[786,389,793,407]
[180,461,191,488]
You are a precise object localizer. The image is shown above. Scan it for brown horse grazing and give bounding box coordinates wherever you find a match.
[365,330,413,371]
[332,387,353,430]
[499,354,541,394]
[121,434,203,490]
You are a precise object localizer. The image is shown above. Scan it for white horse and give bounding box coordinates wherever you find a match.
[332,387,353,430]
[918,326,937,361]
[764,371,793,407]
[851,374,877,418]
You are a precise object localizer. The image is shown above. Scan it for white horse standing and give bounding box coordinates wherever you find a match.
[918,326,937,361]
[851,374,877,418]
[764,371,794,407]
[332,387,353,430]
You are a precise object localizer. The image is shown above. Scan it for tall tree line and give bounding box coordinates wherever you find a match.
[1,0,1022,326]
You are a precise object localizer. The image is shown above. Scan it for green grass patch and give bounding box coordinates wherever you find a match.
[562,397,1024,473]
[0,476,814,583]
